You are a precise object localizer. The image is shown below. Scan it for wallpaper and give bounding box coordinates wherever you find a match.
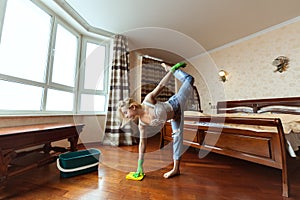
[191,19,300,113]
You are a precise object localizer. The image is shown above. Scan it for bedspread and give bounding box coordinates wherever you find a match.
[184,111,300,157]
[184,111,300,133]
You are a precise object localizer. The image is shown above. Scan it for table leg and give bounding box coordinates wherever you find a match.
[43,143,52,154]
[68,136,79,151]
[0,149,16,183]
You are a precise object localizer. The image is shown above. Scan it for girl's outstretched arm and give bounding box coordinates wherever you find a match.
[145,63,173,102]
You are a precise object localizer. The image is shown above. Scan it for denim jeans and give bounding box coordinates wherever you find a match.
[167,70,194,160]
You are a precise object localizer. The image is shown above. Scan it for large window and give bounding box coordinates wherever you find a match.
[0,0,51,82]
[79,40,109,113]
[45,23,79,112]
[0,0,110,115]
[0,80,43,111]
[51,24,78,87]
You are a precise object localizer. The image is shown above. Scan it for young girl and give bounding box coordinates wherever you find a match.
[118,62,194,179]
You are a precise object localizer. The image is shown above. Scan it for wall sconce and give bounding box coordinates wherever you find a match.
[272,56,289,73]
[218,70,228,82]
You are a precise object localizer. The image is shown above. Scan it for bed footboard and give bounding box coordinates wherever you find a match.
[161,115,289,197]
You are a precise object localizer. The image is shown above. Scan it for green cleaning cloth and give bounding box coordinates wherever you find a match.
[126,172,145,181]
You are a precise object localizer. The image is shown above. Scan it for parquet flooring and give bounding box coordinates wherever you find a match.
[1,134,300,200]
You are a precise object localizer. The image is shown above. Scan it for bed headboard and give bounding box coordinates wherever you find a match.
[217,96,300,115]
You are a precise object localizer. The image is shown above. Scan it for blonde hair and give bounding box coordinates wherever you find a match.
[117,98,142,126]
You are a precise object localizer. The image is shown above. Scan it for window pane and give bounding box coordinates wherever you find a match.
[0,0,51,82]
[84,43,106,90]
[46,89,74,111]
[80,94,105,112]
[52,24,78,87]
[0,80,42,110]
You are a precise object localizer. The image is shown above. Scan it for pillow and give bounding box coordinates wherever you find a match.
[184,111,207,116]
[218,106,253,113]
[257,106,300,114]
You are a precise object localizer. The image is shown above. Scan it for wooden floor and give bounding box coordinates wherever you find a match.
[1,134,300,200]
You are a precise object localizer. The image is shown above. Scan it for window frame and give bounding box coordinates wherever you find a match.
[0,0,111,116]
[77,37,111,114]
[0,0,8,45]
[42,17,81,114]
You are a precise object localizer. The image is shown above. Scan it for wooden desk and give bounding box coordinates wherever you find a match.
[0,123,84,183]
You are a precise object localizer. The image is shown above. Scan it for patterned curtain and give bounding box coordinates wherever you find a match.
[103,35,135,146]
[141,57,175,102]
[142,57,202,112]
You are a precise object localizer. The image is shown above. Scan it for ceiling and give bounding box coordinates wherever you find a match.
[55,0,300,63]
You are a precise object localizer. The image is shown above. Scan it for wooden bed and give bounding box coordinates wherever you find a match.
[160,96,300,197]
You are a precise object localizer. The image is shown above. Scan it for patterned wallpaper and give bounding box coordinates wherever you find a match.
[190,19,300,113]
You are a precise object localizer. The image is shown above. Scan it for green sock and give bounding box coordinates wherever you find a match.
[136,159,144,175]
[171,62,186,73]
[132,159,144,178]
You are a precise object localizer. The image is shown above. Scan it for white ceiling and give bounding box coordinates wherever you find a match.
[58,0,300,63]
